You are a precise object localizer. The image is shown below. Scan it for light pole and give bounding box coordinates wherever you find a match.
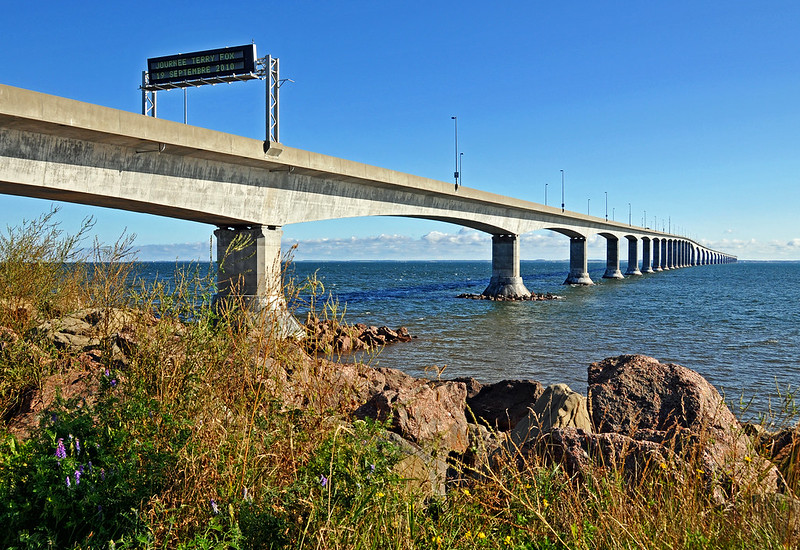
[628,203,632,226]
[612,207,615,221]
[545,182,548,206]
[604,191,608,221]
[587,198,591,215]
[451,116,459,190]
[560,170,565,212]
[459,152,463,187]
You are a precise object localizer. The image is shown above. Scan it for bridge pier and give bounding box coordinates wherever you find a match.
[641,238,654,273]
[482,234,531,298]
[603,237,624,279]
[564,236,594,285]
[661,239,669,270]
[214,225,303,336]
[625,237,642,276]
[652,238,662,271]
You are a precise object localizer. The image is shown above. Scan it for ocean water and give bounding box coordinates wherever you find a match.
[139,260,800,418]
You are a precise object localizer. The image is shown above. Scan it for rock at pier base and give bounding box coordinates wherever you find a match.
[457,292,562,302]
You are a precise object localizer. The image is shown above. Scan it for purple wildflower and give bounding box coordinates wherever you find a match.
[210,499,219,514]
[110,379,117,387]
[55,438,67,460]
[66,475,71,488]
[51,413,58,424]
[75,438,81,454]
[100,468,106,481]
[319,475,328,488]
[74,470,81,485]
[370,464,376,472]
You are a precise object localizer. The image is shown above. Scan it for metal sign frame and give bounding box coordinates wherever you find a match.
[140,45,282,144]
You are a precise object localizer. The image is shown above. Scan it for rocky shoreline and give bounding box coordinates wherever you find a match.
[5,308,799,517]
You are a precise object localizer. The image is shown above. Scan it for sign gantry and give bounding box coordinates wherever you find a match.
[140,43,282,143]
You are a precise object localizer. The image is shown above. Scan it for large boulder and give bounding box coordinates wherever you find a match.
[356,380,470,453]
[588,355,785,497]
[509,384,592,449]
[465,379,544,431]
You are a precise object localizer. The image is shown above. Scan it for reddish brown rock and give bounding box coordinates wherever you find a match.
[356,380,469,453]
[588,354,785,497]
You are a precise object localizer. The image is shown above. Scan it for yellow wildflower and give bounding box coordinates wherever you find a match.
[462,488,471,497]
[659,462,667,470]
[465,531,472,539]
[478,531,486,539]
[542,497,550,509]
[504,535,513,546]
[744,455,752,463]
[376,492,385,498]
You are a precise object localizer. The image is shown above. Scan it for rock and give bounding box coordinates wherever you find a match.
[465,379,544,430]
[588,354,786,497]
[510,384,592,449]
[757,425,800,494]
[460,423,506,478]
[302,319,414,353]
[385,431,448,497]
[356,380,469,453]
[517,427,683,484]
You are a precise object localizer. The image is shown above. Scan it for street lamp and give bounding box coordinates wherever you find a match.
[628,203,631,226]
[604,191,608,221]
[459,152,463,187]
[451,116,459,190]
[545,182,548,205]
[560,170,565,212]
[587,198,591,215]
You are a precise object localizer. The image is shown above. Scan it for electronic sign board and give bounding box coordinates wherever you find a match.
[146,44,258,88]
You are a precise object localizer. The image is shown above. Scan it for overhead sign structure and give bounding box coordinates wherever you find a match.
[144,44,258,89]
[140,43,283,143]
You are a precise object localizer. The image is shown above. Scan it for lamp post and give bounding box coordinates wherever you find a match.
[587,198,591,215]
[644,210,646,228]
[604,191,608,221]
[451,116,459,190]
[545,182,548,206]
[628,203,632,226]
[560,170,565,212]
[459,152,463,187]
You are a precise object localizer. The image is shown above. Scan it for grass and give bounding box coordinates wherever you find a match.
[0,210,797,549]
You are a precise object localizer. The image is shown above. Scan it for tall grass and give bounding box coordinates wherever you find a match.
[0,213,797,549]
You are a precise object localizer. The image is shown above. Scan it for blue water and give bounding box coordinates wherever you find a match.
[139,260,800,418]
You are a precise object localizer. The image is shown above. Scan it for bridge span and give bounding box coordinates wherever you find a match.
[0,84,735,312]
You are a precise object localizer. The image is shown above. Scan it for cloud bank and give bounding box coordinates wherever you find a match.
[132,231,800,262]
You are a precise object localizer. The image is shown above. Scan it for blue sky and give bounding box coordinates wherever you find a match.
[2,1,799,260]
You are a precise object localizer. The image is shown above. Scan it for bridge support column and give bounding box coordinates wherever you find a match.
[564,236,594,285]
[661,239,669,270]
[625,237,642,276]
[603,237,624,279]
[214,225,303,336]
[642,238,654,273]
[653,239,662,271]
[482,234,531,298]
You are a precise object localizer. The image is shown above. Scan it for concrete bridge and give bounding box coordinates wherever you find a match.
[0,84,736,312]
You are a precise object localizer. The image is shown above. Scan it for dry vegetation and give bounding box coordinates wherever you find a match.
[0,210,797,549]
